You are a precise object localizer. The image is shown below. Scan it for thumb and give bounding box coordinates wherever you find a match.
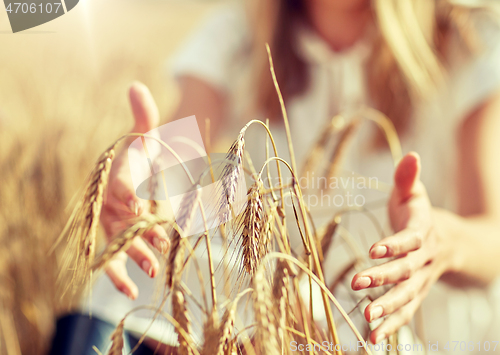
[129,81,160,134]
[394,152,421,202]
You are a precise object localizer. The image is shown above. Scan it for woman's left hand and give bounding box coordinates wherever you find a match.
[351,152,454,344]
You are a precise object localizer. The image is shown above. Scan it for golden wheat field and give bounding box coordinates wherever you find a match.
[0,1,219,353]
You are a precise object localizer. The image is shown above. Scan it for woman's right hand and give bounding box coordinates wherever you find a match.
[100,82,170,300]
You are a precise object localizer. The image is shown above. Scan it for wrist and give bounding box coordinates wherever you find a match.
[432,208,465,274]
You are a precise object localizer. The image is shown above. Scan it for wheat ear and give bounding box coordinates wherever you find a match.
[172,284,194,355]
[319,214,342,263]
[253,268,280,355]
[323,119,360,188]
[272,260,295,350]
[301,114,345,176]
[59,144,116,290]
[200,309,220,355]
[107,318,125,355]
[238,179,266,276]
[218,131,245,226]
[166,185,201,288]
[92,215,167,271]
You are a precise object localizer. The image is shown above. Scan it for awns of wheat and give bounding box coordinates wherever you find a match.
[58,144,116,290]
[166,185,201,288]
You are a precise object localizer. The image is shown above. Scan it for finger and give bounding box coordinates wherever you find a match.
[369,294,422,344]
[108,173,144,216]
[369,228,426,259]
[105,252,138,300]
[100,206,134,238]
[126,237,160,278]
[129,82,160,134]
[141,223,170,254]
[394,152,421,203]
[364,267,431,322]
[352,250,429,290]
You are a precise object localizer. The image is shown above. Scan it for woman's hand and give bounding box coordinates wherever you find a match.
[351,152,455,344]
[100,82,169,300]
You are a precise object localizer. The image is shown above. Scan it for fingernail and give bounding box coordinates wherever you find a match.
[154,237,169,254]
[128,200,136,214]
[120,286,136,300]
[128,200,143,216]
[142,260,153,278]
[369,306,384,322]
[353,276,371,290]
[375,333,386,344]
[370,245,388,258]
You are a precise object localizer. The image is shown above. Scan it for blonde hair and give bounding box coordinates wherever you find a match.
[248,0,496,139]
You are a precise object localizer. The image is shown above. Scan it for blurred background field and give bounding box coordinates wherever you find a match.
[0,1,221,353]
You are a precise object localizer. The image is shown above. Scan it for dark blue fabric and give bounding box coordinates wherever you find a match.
[49,314,154,355]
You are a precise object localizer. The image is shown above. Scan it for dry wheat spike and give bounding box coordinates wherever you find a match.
[166,185,201,288]
[218,129,245,227]
[59,144,116,291]
[92,214,167,271]
[238,178,267,276]
[107,318,125,355]
[172,283,194,355]
[253,267,281,355]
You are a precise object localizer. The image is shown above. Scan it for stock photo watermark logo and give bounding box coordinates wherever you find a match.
[3,0,79,33]
[127,116,247,237]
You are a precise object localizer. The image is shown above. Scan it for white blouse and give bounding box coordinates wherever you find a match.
[85,4,500,352]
